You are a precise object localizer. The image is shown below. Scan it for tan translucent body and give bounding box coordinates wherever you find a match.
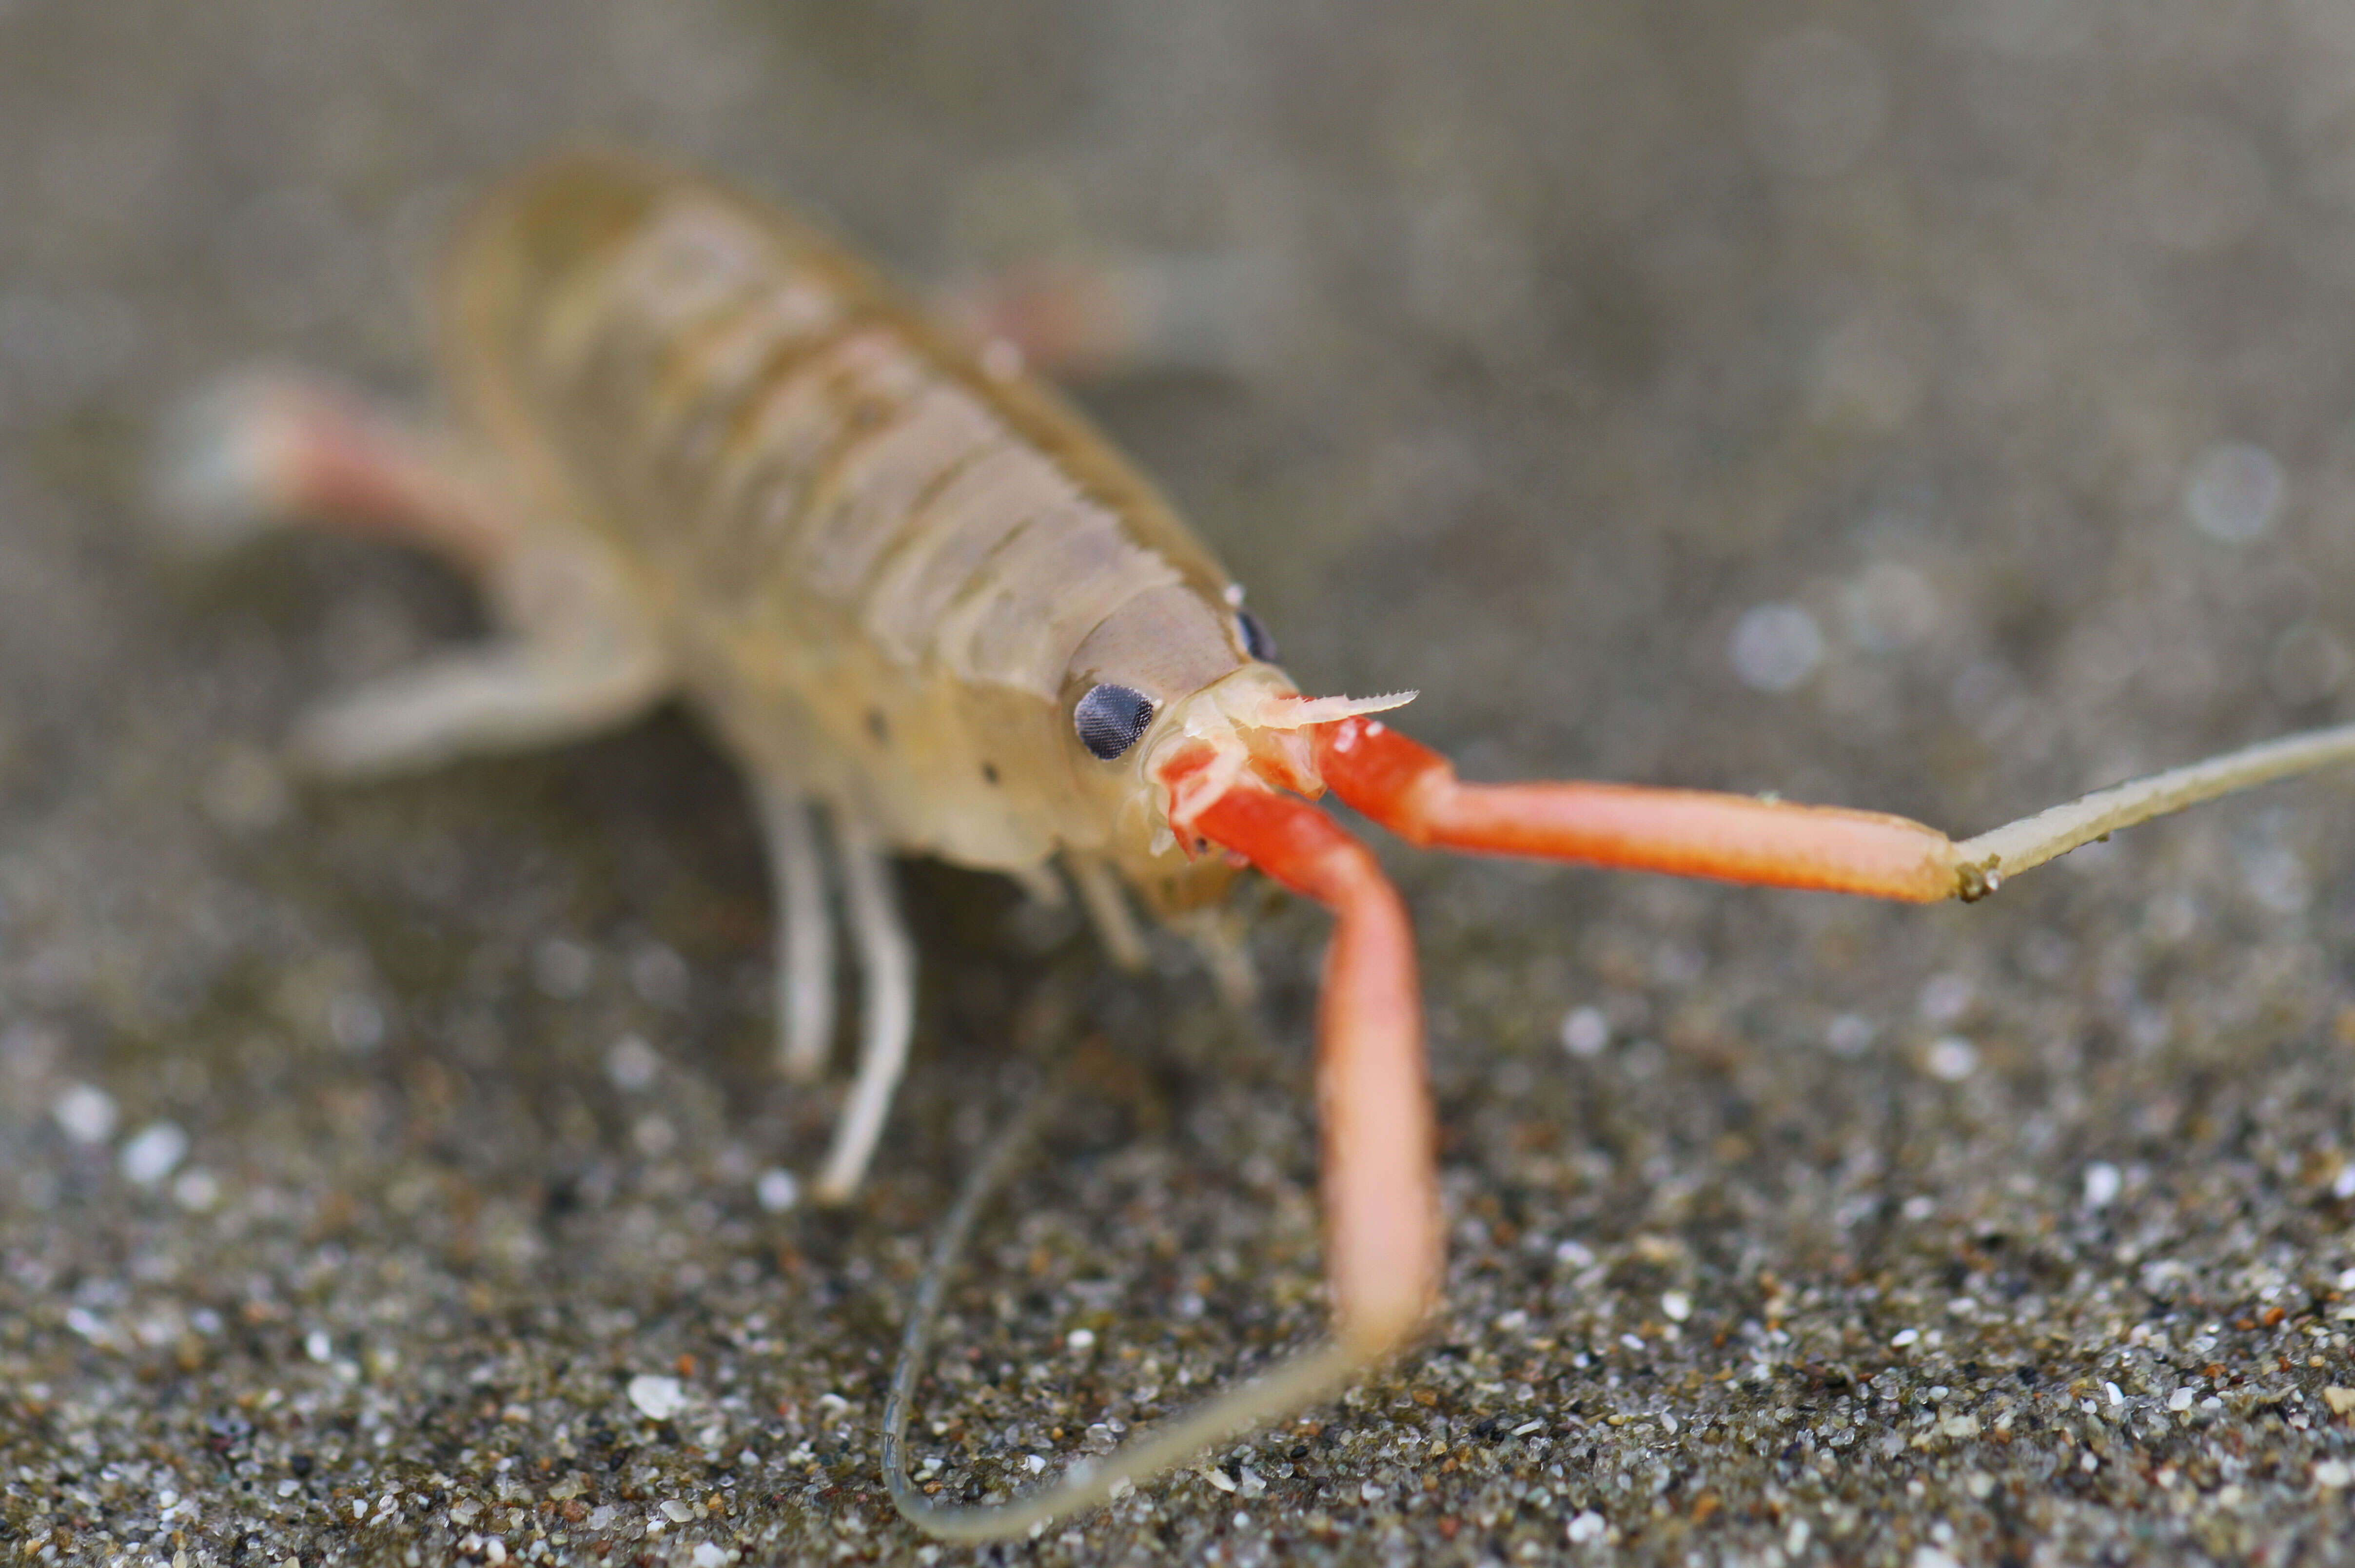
[441,155,1260,906]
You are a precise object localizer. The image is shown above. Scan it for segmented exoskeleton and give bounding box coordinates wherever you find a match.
[165,153,2355,1542]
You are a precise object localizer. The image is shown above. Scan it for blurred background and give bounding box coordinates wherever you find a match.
[6,2,2355,1563]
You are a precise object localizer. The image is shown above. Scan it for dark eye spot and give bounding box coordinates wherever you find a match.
[866,709,889,745]
[981,762,1001,785]
[1237,609,1277,663]
[1074,684,1155,760]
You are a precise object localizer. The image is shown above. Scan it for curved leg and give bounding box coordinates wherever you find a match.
[938,252,1275,385]
[759,787,837,1082]
[153,370,510,573]
[813,819,917,1204]
[1066,854,1148,973]
[158,371,675,782]
[1170,903,1261,1013]
[288,639,668,779]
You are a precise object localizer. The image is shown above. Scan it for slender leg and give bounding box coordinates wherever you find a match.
[1005,860,1068,909]
[153,370,510,573]
[813,820,917,1204]
[758,787,837,1082]
[1170,904,1261,1014]
[288,639,669,779]
[156,370,675,781]
[1066,855,1149,973]
[938,252,1273,385]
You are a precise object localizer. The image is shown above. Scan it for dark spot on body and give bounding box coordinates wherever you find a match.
[981,761,1000,785]
[866,708,889,744]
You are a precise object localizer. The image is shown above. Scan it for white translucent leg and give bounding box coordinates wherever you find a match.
[813,821,916,1203]
[287,642,668,779]
[759,788,838,1082]
[1067,856,1148,973]
[937,251,1278,385]
[1006,861,1068,908]
[1172,904,1261,1013]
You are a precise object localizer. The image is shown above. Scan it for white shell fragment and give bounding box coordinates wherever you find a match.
[628,1374,689,1422]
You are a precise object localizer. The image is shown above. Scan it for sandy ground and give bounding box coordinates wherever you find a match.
[7,2,2355,1564]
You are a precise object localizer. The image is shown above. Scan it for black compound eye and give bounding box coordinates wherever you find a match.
[1236,609,1278,663]
[1074,683,1156,760]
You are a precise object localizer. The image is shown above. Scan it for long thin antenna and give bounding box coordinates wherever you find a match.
[1951,721,2355,898]
[879,1079,1360,1544]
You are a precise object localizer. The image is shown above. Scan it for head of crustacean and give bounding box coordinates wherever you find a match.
[1057,583,1412,908]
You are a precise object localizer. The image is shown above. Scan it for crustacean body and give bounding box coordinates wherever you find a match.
[166,153,2355,1541]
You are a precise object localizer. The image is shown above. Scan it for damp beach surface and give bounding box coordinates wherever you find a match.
[7,3,2355,1564]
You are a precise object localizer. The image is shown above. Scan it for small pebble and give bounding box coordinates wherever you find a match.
[1825,1013,1874,1057]
[326,993,385,1053]
[754,1168,800,1214]
[533,937,595,999]
[53,1082,118,1145]
[631,1114,677,1158]
[607,1036,662,1092]
[1727,602,1825,693]
[628,944,691,1006]
[1917,973,1974,1024]
[1559,1005,1609,1057]
[629,1375,688,1422]
[2183,440,2285,544]
[172,1168,221,1212]
[118,1121,188,1185]
[1924,1036,1978,1082]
